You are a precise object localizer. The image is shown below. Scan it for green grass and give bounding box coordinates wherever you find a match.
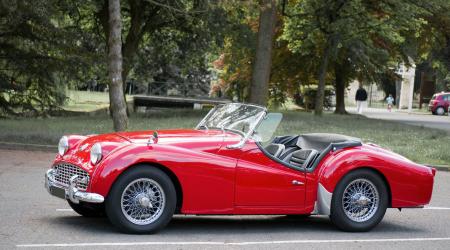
[0,109,448,165]
[64,90,132,112]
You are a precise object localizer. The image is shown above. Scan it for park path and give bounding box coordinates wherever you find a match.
[347,107,450,133]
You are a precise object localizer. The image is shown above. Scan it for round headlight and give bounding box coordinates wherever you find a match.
[90,143,102,165]
[58,136,69,156]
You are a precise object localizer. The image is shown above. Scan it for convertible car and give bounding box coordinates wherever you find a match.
[45,103,435,233]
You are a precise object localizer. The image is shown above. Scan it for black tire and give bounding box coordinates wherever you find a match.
[285,214,311,219]
[67,200,105,217]
[105,166,176,234]
[330,169,388,232]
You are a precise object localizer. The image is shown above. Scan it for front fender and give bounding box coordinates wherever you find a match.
[315,144,434,209]
[89,143,237,214]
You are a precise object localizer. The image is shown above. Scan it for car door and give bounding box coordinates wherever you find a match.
[444,94,450,111]
[234,147,306,210]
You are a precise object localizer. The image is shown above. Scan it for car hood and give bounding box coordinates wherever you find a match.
[57,129,231,173]
[79,129,229,155]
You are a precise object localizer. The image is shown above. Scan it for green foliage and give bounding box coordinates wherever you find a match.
[283,0,426,80]
[2,0,450,116]
[0,0,91,115]
[0,0,231,116]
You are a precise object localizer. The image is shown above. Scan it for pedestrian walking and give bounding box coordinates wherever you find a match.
[386,94,395,112]
[355,86,368,114]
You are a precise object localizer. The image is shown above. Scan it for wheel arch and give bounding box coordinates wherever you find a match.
[108,162,184,214]
[316,165,393,215]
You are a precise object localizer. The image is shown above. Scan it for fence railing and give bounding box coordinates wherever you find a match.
[146,81,210,97]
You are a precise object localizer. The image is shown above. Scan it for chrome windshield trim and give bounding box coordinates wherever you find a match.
[226,110,267,149]
[196,103,267,149]
[195,105,218,129]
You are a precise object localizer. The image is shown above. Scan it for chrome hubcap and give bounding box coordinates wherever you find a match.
[120,178,165,225]
[342,179,379,222]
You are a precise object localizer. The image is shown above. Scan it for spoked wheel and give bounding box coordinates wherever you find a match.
[342,179,379,222]
[330,169,388,232]
[120,178,166,225]
[105,166,176,234]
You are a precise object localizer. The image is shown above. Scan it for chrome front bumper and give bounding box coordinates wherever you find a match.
[45,169,104,204]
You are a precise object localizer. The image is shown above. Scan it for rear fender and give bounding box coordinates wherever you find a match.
[313,145,434,214]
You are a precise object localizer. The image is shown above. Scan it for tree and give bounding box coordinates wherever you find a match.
[0,0,93,116]
[93,0,224,110]
[282,0,426,115]
[249,0,277,106]
[61,0,228,121]
[107,0,128,131]
[410,0,450,91]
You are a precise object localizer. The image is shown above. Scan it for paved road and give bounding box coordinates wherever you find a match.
[347,107,450,133]
[1,149,450,250]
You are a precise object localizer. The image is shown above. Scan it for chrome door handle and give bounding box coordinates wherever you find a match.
[292,180,304,186]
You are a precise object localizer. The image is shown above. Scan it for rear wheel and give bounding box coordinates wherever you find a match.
[436,107,445,115]
[330,169,388,232]
[105,166,176,234]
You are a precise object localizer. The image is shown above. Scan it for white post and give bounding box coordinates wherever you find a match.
[406,64,416,113]
[396,60,416,112]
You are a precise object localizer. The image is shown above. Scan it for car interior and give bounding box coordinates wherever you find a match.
[261,133,361,170]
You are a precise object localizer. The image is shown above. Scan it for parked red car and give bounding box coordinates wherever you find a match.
[45,103,435,233]
[429,92,450,115]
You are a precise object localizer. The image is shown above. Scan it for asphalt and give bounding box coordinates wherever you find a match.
[347,107,450,133]
[1,149,450,250]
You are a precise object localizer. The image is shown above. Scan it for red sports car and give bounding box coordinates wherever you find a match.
[45,103,435,233]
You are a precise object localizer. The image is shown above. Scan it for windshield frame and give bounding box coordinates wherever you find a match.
[195,103,268,148]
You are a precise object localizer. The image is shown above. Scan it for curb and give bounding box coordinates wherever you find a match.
[0,141,56,152]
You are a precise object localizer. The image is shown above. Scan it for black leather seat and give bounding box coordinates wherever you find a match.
[265,143,285,158]
[285,149,319,168]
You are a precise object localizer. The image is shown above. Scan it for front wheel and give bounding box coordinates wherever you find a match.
[330,169,388,232]
[105,166,176,234]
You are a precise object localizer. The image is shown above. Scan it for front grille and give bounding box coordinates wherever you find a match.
[53,163,89,190]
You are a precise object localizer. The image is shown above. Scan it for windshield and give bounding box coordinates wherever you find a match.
[197,103,266,135]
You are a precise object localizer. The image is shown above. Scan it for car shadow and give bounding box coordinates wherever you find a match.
[44,214,426,236]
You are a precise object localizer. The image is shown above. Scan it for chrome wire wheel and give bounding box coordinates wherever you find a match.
[120,178,166,225]
[342,178,379,222]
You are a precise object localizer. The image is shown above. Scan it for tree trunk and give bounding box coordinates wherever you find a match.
[249,0,277,106]
[334,64,347,114]
[107,0,128,131]
[444,36,450,92]
[314,43,331,115]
